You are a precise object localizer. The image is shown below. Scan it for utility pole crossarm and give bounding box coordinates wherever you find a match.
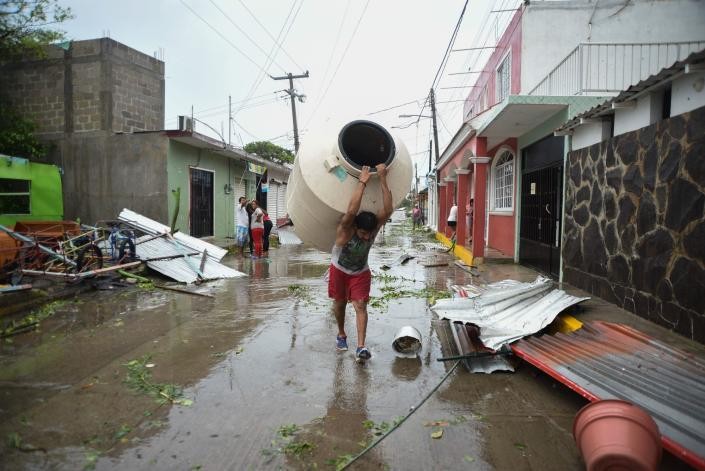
[272,71,309,152]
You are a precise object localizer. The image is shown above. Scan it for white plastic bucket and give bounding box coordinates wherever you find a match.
[285,120,413,252]
[393,325,423,357]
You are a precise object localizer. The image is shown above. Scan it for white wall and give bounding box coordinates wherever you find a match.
[672,71,705,116]
[572,120,608,150]
[614,94,657,136]
[521,0,705,93]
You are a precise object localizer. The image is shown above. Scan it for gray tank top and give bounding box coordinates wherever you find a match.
[331,233,374,275]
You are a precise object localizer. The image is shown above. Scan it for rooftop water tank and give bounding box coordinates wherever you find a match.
[285,120,412,252]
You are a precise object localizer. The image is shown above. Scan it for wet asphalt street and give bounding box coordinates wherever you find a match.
[1,213,691,470]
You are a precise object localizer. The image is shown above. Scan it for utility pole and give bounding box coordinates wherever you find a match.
[428,140,432,174]
[429,88,440,164]
[415,163,419,198]
[271,71,309,153]
[228,95,231,146]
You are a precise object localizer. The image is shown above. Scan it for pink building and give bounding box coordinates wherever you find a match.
[433,1,705,277]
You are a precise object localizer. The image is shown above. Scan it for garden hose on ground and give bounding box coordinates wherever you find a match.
[341,360,461,470]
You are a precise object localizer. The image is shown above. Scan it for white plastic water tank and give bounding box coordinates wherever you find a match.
[285,120,412,252]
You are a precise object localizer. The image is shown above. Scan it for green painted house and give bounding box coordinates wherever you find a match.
[0,154,64,227]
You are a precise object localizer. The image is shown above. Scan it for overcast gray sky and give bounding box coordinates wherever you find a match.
[61,0,520,174]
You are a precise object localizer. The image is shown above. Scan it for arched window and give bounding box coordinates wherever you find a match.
[492,151,514,211]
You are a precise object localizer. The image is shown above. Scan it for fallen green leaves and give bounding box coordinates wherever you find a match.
[84,449,100,470]
[369,273,451,310]
[6,431,21,449]
[326,453,354,470]
[430,429,443,439]
[287,284,312,302]
[262,422,315,461]
[123,355,192,406]
[1,300,68,339]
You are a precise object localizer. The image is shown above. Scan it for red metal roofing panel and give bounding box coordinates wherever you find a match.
[512,321,705,471]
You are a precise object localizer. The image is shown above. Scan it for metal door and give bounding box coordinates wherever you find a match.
[189,168,214,237]
[519,165,563,278]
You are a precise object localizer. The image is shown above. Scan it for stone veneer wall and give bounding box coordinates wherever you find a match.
[563,105,705,343]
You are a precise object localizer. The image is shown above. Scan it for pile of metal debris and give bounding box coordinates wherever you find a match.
[432,276,589,350]
[0,209,245,291]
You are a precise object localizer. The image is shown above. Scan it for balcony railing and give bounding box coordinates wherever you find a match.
[528,41,705,96]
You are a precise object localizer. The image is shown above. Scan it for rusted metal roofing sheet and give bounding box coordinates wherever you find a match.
[512,321,705,470]
[431,276,589,350]
[433,318,514,374]
[118,209,227,261]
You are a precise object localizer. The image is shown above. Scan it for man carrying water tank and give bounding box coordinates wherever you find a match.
[329,163,392,361]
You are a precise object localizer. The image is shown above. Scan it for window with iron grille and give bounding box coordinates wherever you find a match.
[492,151,513,211]
[496,53,511,103]
[0,178,31,214]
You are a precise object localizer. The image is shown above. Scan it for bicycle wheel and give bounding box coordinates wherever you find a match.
[75,244,104,273]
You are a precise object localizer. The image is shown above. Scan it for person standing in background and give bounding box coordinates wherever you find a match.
[246,201,254,255]
[466,198,474,244]
[250,200,265,258]
[235,196,250,256]
[262,209,273,256]
[447,201,458,241]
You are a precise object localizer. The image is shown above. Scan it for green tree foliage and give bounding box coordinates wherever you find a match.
[0,0,73,60]
[0,100,46,158]
[244,141,294,164]
[0,0,72,158]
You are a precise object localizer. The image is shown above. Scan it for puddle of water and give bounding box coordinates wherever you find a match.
[0,218,597,470]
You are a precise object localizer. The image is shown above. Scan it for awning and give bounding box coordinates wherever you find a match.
[472,95,606,150]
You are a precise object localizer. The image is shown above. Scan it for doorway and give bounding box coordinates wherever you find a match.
[519,135,564,278]
[189,167,214,237]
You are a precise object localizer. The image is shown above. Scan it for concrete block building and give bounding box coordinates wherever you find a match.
[0,38,289,237]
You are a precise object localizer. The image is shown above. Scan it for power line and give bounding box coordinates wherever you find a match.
[233,0,304,117]
[208,0,286,74]
[318,0,352,94]
[430,0,470,91]
[237,0,305,72]
[179,0,269,75]
[366,98,427,116]
[413,0,469,136]
[303,0,371,129]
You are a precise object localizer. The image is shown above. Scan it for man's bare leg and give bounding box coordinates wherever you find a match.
[333,299,347,338]
[351,300,368,348]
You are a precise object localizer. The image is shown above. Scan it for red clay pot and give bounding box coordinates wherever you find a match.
[573,399,662,471]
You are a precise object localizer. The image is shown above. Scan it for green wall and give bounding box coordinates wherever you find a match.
[166,141,252,237]
[0,155,63,227]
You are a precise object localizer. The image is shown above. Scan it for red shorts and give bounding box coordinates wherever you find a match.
[328,264,371,302]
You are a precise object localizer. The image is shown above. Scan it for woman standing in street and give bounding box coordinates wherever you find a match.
[262,209,273,256]
[250,200,265,258]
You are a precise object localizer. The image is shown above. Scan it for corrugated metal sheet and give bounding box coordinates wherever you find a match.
[435,320,514,374]
[135,236,197,260]
[431,276,589,350]
[133,235,245,283]
[513,321,705,471]
[118,208,227,261]
[146,256,245,284]
[277,227,302,245]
